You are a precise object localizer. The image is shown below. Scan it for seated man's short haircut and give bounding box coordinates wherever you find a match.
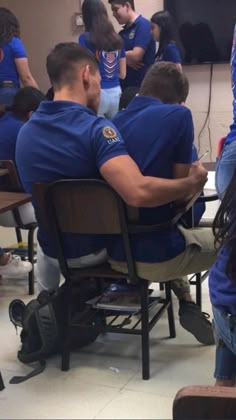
[46,43,99,90]
[119,86,139,110]
[140,62,189,104]
[108,0,135,11]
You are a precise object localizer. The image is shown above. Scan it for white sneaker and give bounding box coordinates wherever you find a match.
[0,254,32,278]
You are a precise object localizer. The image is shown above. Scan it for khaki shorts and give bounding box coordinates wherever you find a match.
[109,225,217,284]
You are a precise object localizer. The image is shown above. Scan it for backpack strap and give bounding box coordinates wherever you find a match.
[9,360,46,384]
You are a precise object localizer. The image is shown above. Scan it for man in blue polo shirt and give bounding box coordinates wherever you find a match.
[108,0,155,89]
[111,62,216,345]
[16,43,209,338]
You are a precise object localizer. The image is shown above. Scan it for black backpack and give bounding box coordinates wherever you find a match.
[9,284,102,383]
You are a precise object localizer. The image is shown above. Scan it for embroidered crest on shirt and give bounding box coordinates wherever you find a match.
[101,50,119,80]
[102,126,120,145]
[129,30,135,40]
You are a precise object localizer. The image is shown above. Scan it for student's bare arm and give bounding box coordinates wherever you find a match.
[173,163,191,179]
[15,58,39,88]
[100,155,207,208]
[126,47,145,68]
[119,57,127,80]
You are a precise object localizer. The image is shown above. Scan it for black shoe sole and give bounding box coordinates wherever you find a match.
[179,312,215,345]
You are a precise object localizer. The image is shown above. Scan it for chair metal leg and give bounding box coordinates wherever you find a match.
[140,280,150,380]
[196,273,202,310]
[165,282,176,338]
[0,371,5,391]
[61,283,72,371]
[15,227,23,244]
[159,283,164,291]
[28,227,36,295]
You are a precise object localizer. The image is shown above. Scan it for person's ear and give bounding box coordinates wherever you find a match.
[82,64,91,88]
[28,110,34,120]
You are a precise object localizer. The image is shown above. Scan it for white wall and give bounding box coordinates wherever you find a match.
[0,0,233,160]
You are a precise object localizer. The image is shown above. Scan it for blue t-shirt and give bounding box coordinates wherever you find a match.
[0,111,24,161]
[0,37,27,87]
[119,15,155,89]
[16,101,128,258]
[110,96,194,262]
[79,33,125,89]
[156,42,182,64]
[209,246,236,315]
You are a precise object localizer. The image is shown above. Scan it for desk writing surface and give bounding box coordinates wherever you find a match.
[0,192,31,214]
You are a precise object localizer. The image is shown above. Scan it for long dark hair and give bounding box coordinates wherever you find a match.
[213,170,236,279]
[151,10,177,59]
[0,87,46,121]
[0,7,20,46]
[82,0,123,51]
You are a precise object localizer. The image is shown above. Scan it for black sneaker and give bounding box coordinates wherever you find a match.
[179,301,215,345]
[9,299,26,328]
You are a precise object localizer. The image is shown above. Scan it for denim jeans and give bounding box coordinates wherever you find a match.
[213,305,236,380]
[215,141,236,199]
[98,86,121,120]
[0,86,18,106]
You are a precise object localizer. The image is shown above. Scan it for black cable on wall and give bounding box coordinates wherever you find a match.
[197,63,213,161]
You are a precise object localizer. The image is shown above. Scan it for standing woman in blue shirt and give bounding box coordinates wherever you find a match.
[209,172,236,387]
[151,11,182,72]
[79,0,126,119]
[0,8,38,106]
[215,24,236,199]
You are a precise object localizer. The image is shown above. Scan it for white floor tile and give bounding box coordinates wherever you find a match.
[0,369,118,420]
[94,389,173,419]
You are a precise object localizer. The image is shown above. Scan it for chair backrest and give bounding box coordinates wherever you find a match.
[34,179,127,234]
[173,385,236,419]
[33,179,137,280]
[0,160,22,192]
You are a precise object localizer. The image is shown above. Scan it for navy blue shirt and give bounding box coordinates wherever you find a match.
[119,15,155,89]
[111,96,194,262]
[16,101,128,259]
[209,246,236,315]
[156,42,182,64]
[0,37,27,87]
[79,33,126,89]
[0,111,24,160]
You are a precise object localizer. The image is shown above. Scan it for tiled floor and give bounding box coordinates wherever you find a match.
[0,271,215,420]
[0,175,218,419]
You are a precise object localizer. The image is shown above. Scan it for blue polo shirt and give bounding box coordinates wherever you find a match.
[156,42,182,64]
[119,15,155,89]
[79,33,126,89]
[0,111,24,161]
[110,96,194,262]
[209,246,236,315]
[0,37,27,87]
[16,101,128,259]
